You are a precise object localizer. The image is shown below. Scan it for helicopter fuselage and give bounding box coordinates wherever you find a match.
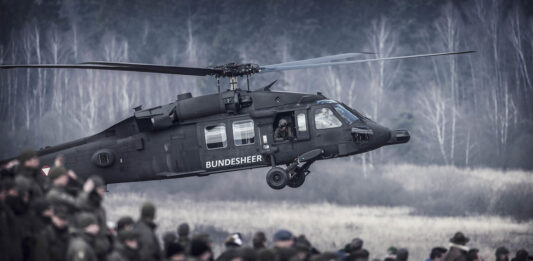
[30,88,409,189]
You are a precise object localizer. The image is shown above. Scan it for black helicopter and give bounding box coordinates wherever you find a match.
[0,51,473,189]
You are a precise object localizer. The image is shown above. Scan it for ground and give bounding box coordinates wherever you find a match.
[104,192,533,260]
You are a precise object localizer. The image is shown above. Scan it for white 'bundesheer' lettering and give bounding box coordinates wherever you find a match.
[205,155,263,169]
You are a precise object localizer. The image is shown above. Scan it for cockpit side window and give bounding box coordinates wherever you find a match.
[205,123,227,149]
[314,108,342,129]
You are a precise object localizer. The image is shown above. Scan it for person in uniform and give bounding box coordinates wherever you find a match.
[188,236,212,261]
[107,229,141,261]
[272,229,297,261]
[274,119,294,142]
[177,222,190,250]
[216,233,243,261]
[46,166,81,212]
[15,150,48,200]
[495,247,510,261]
[442,232,470,261]
[33,205,71,261]
[135,202,161,261]
[427,247,448,261]
[252,231,267,250]
[31,198,52,232]
[67,212,100,261]
[77,175,111,260]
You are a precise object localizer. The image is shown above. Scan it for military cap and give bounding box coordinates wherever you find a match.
[496,247,510,256]
[116,216,135,232]
[177,222,190,237]
[49,166,68,181]
[449,232,469,245]
[76,212,98,228]
[273,229,293,241]
[118,228,139,241]
[141,202,156,219]
[88,175,105,188]
[18,149,37,163]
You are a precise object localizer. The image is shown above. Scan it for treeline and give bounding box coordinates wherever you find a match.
[0,0,532,170]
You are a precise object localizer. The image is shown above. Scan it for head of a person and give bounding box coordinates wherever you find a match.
[119,229,140,250]
[468,249,482,261]
[513,249,529,261]
[33,198,52,219]
[496,247,510,261]
[88,175,106,198]
[51,205,70,230]
[166,242,185,261]
[189,236,212,261]
[278,119,288,130]
[76,212,99,236]
[225,233,243,248]
[396,248,409,261]
[116,216,135,232]
[430,247,448,261]
[252,231,267,249]
[49,166,69,186]
[350,238,364,252]
[18,150,39,169]
[449,232,469,246]
[140,202,156,222]
[294,235,312,260]
[273,229,293,249]
[177,222,190,237]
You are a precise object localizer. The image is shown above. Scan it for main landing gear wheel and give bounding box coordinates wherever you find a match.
[266,167,288,190]
[287,172,306,188]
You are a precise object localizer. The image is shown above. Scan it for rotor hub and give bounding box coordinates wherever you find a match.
[210,63,260,77]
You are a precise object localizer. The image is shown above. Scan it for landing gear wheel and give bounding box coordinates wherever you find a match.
[287,172,305,188]
[266,167,288,190]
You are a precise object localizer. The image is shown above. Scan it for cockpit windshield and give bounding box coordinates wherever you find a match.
[317,100,360,124]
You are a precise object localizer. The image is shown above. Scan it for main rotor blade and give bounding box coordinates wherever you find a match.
[260,51,475,73]
[0,63,220,76]
[83,61,221,76]
[264,52,373,67]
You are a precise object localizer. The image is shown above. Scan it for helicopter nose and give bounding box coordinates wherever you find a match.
[387,129,411,145]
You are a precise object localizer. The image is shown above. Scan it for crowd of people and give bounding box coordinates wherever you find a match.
[0,149,531,261]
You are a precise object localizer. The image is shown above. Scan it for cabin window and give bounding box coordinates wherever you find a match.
[233,120,255,146]
[297,113,307,132]
[205,123,227,149]
[315,108,342,129]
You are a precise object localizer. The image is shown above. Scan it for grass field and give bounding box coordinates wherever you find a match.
[104,192,533,260]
